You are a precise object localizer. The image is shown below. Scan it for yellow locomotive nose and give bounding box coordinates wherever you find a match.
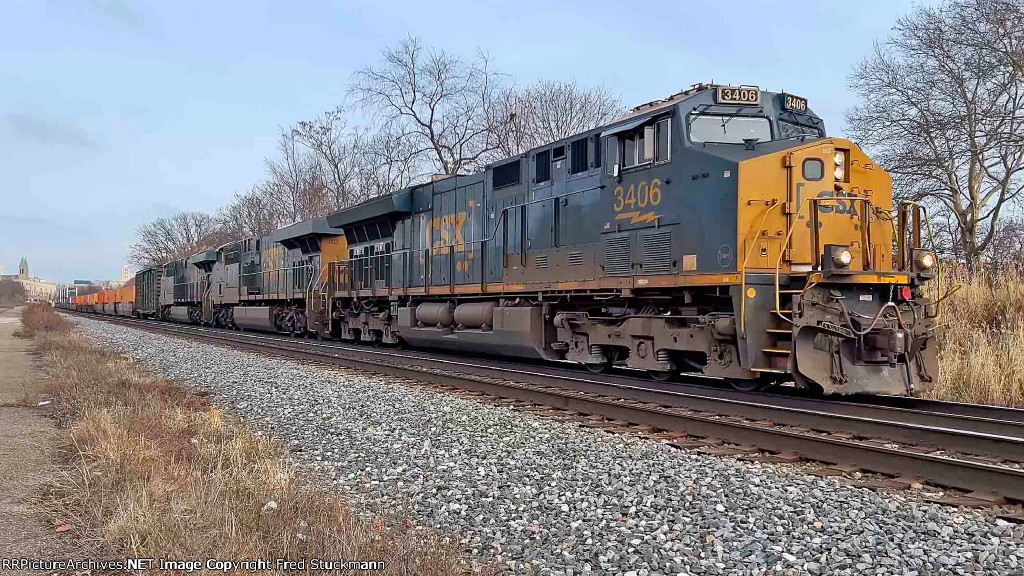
[736,138,894,274]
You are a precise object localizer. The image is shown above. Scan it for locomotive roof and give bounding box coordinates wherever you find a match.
[271,217,344,243]
[606,82,713,127]
[325,188,412,229]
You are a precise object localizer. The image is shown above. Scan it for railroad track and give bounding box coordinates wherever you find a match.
[65,311,1024,508]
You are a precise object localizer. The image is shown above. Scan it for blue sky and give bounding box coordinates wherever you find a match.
[0,0,931,282]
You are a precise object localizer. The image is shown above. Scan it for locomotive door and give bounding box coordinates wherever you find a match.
[787,146,834,270]
[787,144,867,271]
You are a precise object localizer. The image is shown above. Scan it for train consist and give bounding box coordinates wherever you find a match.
[69,84,941,396]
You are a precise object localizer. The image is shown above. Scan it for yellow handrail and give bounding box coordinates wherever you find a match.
[739,200,781,337]
[896,200,942,321]
[773,196,875,324]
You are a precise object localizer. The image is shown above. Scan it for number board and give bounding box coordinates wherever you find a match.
[782,93,809,112]
[716,86,761,106]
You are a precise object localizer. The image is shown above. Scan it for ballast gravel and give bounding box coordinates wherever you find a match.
[74,317,1023,575]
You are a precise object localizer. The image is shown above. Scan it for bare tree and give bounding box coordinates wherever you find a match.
[292,109,362,209]
[846,0,1024,267]
[264,130,313,225]
[349,35,503,175]
[987,214,1024,271]
[0,279,25,307]
[128,211,226,267]
[216,185,281,240]
[354,127,424,198]
[490,80,623,158]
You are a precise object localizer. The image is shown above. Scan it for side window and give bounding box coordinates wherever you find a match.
[639,125,655,163]
[593,134,602,168]
[493,159,520,188]
[803,158,824,181]
[569,138,588,175]
[623,135,636,168]
[606,137,618,175]
[656,119,670,163]
[552,145,566,162]
[535,149,551,184]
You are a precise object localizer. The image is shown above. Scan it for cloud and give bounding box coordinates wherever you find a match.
[5,113,99,148]
[89,0,143,30]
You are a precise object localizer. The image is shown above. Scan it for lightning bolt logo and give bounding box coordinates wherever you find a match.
[615,211,661,224]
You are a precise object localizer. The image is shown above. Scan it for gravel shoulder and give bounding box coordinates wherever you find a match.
[76,316,1024,576]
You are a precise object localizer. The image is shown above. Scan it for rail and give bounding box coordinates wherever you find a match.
[68,311,1024,502]
[240,264,314,299]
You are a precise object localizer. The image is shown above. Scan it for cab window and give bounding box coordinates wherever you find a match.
[780,119,823,139]
[689,114,772,144]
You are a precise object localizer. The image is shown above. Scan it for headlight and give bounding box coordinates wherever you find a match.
[916,252,936,270]
[834,151,845,165]
[833,248,853,267]
[834,165,845,180]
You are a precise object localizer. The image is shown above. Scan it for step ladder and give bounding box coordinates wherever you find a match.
[750,285,799,375]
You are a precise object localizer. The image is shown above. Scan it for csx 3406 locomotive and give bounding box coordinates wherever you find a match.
[74,84,941,396]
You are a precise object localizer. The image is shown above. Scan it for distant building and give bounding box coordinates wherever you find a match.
[1,258,56,301]
[121,265,132,283]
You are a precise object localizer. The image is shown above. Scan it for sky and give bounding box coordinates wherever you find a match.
[0,0,935,283]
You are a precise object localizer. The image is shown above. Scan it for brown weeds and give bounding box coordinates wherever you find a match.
[15,303,72,338]
[930,266,1024,407]
[28,307,473,575]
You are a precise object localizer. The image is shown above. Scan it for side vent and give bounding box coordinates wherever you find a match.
[534,254,549,269]
[641,231,673,275]
[603,236,632,276]
[568,251,584,267]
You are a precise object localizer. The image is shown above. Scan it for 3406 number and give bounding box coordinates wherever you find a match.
[784,94,808,112]
[614,179,663,211]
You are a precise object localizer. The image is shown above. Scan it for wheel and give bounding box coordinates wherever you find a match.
[727,378,764,392]
[647,370,674,381]
[584,361,611,374]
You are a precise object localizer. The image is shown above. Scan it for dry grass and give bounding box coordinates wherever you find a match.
[25,306,476,575]
[930,265,1024,407]
[14,303,72,338]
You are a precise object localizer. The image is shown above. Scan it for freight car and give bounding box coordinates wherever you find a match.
[129,83,940,397]
[73,283,134,316]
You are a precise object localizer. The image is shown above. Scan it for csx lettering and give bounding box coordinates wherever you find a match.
[614,179,662,212]
[816,190,859,216]
[430,212,469,250]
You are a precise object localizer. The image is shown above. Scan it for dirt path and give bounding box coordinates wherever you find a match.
[0,308,64,572]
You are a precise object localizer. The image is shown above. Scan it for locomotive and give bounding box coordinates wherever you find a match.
[74,84,941,396]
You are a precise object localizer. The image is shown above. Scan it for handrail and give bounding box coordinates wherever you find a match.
[325,183,604,294]
[897,200,942,321]
[773,196,875,324]
[304,262,317,303]
[739,200,782,337]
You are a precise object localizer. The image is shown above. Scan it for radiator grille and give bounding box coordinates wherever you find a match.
[534,254,549,269]
[603,236,632,276]
[567,251,584,267]
[641,231,673,274]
